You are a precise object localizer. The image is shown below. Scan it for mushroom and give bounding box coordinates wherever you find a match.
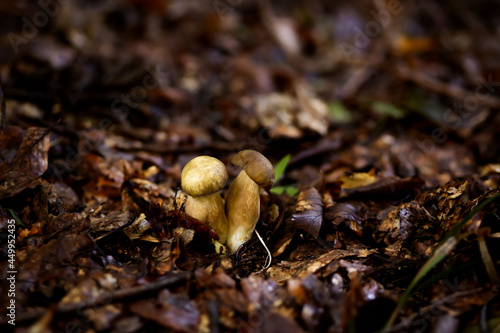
[225,150,275,253]
[181,156,229,244]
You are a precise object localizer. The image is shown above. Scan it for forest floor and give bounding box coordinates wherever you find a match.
[1,0,500,332]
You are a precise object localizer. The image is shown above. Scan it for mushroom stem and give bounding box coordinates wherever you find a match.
[225,170,260,253]
[185,193,228,244]
[225,150,275,254]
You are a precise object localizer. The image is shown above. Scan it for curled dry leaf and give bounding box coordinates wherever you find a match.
[0,125,25,163]
[325,202,368,236]
[130,297,200,333]
[291,187,323,238]
[0,163,40,200]
[124,213,151,240]
[90,211,134,234]
[11,127,50,178]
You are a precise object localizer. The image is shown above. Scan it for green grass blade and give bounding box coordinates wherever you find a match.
[8,208,26,227]
[274,154,291,183]
[270,186,285,195]
[371,101,406,119]
[384,237,457,331]
[382,192,500,331]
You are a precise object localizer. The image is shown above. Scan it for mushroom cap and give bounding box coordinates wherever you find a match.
[231,150,275,189]
[181,156,228,197]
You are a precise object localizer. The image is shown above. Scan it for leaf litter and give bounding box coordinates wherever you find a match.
[1,1,500,332]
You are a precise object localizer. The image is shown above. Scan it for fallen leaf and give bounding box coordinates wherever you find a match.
[0,163,41,199]
[291,187,323,238]
[11,127,50,177]
[130,298,200,332]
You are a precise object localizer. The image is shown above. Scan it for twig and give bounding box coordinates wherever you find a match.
[396,64,500,108]
[0,271,192,326]
[288,138,341,166]
[206,299,221,333]
[338,37,386,99]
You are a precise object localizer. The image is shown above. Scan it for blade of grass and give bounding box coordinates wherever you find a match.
[383,237,457,331]
[442,192,500,243]
[414,258,480,292]
[8,208,26,227]
[382,192,500,331]
[274,154,291,183]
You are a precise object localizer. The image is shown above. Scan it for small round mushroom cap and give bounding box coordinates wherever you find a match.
[181,156,228,197]
[231,150,275,189]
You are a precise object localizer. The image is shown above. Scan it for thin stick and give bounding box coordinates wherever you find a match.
[397,64,500,108]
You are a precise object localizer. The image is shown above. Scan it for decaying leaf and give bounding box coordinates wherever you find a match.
[0,125,25,163]
[0,163,40,199]
[3,1,500,332]
[10,127,50,177]
[90,211,134,234]
[130,296,200,333]
[325,201,368,236]
[255,82,329,138]
[124,213,151,240]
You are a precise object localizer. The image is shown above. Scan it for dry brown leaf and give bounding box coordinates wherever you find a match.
[292,187,323,238]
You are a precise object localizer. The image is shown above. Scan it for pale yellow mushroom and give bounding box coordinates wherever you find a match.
[181,156,228,244]
[225,150,275,254]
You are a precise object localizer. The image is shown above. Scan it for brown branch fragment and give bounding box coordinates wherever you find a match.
[397,64,500,108]
[1,272,192,326]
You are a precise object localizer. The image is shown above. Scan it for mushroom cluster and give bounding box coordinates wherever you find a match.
[180,150,275,254]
